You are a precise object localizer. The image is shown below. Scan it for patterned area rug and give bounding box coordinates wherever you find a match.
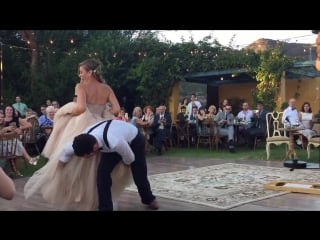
[126,163,320,210]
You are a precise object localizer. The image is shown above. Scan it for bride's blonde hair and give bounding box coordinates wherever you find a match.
[79,58,105,83]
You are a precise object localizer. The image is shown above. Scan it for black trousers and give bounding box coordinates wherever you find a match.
[245,128,265,148]
[97,131,155,211]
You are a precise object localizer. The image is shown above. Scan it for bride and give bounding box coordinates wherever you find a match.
[24,58,132,210]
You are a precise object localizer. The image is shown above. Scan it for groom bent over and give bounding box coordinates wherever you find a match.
[59,119,158,211]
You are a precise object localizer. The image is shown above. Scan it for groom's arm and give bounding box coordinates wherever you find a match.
[59,142,74,164]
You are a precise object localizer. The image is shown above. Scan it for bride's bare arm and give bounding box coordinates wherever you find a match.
[71,83,86,116]
[107,85,120,116]
[0,168,16,200]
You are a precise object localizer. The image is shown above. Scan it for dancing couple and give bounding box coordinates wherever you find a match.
[24,58,158,211]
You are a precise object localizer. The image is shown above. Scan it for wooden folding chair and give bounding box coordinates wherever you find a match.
[0,132,20,176]
[41,125,53,141]
[23,116,40,155]
[176,121,190,148]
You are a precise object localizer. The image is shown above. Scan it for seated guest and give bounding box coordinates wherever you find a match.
[188,106,198,121]
[282,98,301,127]
[130,106,143,127]
[282,98,303,146]
[244,101,269,149]
[39,106,55,128]
[151,105,172,155]
[115,107,129,122]
[39,106,55,143]
[219,99,229,112]
[237,101,254,144]
[188,106,198,144]
[45,99,52,107]
[205,105,217,135]
[297,102,317,143]
[187,93,202,120]
[197,107,206,123]
[214,104,235,153]
[130,106,149,137]
[176,106,188,126]
[176,106,188,146]
[24,107,41,144]
[38,105,47,125]
[218,99,231,112]
[52,100,60,110]
[141,105,155,148]
[177,97,189,115]
[0,110,39,176]
[25,108,38,120]
[142,105,155,125]
[206,105,217,119]
[197,107,214,136]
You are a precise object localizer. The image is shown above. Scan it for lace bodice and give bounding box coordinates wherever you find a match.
[87,103,106,116]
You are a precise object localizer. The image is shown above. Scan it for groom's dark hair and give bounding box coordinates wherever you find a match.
[72,134,97,156]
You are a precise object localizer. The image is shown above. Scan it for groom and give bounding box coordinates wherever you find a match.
[59,119,159,211]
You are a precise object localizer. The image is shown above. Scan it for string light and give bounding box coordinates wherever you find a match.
[0,34,314,65]
[0,42,30,51]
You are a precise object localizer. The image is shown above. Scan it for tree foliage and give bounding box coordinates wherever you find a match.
[0,30,294,112]
[250,43,294,110]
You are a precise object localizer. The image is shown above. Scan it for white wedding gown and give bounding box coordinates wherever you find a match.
[24,102,133,210]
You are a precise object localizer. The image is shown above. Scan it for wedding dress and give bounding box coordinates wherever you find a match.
[24,102,133,210]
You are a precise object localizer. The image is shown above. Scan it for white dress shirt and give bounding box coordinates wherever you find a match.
[237,110,254,124]
[60,120,138,165]
[282,106,301,127]
[187,101,202,119]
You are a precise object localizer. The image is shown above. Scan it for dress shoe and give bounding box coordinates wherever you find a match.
[157,149,162,156]
[228,140,236,153]
[229,148,236,153]
[15,171,23,177]
[148,200,159,210]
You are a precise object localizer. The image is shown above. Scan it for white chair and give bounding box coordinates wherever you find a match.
[307,137,320,160]
[265,111,290,160]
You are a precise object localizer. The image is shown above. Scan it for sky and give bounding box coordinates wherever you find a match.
[158,30,316,49]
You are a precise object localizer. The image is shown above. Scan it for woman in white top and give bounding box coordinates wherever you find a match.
[298,102,317,140]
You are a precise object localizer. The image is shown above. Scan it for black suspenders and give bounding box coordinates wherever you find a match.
[87,120,113,148]
[87,120,107,133]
